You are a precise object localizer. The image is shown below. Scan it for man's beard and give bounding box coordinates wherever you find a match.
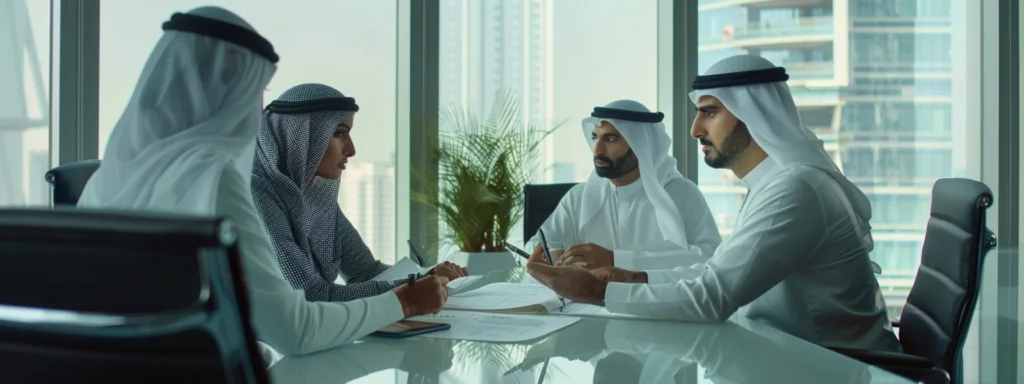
[594,149,638,179]
[701,121,753,169]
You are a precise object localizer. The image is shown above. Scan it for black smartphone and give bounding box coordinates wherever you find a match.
[371,320,451,339]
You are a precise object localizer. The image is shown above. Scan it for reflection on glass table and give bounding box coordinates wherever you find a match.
[269,316,910,383]
[269,269,912,384]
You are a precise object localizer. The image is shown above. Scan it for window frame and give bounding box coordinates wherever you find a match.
[54,0,100,167]
[66,0,1019,382]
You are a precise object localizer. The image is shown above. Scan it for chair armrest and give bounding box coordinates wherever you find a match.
[870,261,882,274]
[826,346,935,369]
[827,347,948,383]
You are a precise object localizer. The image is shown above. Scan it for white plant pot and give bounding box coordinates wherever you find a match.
[448,251,518,276]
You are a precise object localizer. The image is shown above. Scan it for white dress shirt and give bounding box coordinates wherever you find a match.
[603,159,900,352]
[217,166,404,356]
[529,177,722,270]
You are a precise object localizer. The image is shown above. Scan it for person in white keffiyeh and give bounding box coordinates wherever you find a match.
[78,7,447,356]
[527,55,900,353]
[252,83,467,303]
[526,100,721,271]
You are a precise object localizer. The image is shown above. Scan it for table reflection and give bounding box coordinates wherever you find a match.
[269,267,909,383]
[270,317,906,383]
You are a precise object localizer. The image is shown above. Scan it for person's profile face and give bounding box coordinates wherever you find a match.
[591,121,638,179]
[315,114,357,179]
[691,96,752,169]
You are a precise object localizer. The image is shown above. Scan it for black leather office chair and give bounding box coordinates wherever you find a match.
[44,159,101,205]
[829,178,996,384]
[522,183,577,242]
[0,208,266,383]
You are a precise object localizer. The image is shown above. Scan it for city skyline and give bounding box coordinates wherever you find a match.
[339,161,398,264]
[440,0,558,184]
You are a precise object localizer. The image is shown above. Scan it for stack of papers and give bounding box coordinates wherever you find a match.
[443,283,563,314]
[372,271,638,342]
[444,275,483,294]
[370,258,430,282]
[407,311,580,342]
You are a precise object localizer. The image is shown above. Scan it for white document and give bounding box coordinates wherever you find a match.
[444,275,483,294]
[443,282,563,313]
[553,302,639,319]
[371,257,429,282]
[407,311,580,343]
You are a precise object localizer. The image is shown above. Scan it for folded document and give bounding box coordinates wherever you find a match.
[443,282,564,314]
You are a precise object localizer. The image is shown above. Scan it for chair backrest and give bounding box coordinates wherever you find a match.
[0,208,267,384]
[899,178,996,377]
[522,183,577,242]
[44,159,101,206]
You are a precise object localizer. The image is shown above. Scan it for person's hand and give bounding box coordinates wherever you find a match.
[434,261,468,280]
[392,275,450,318]
[525,262,607,305]
[529,243,565,265]
[556,243,613,269]
[591,266,647,284]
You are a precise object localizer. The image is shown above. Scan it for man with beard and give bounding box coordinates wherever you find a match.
[526,55,900,352]
[527,100,721,271]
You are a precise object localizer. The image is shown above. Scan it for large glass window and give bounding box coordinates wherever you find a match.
[0,0,51,207]
[698,0,969,318]
[438,0,658,246]
[99,1,401,264]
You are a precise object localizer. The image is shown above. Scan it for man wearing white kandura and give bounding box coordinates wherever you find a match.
[527,54,900,352]
[78,6,448,356]
[527,100,721,272]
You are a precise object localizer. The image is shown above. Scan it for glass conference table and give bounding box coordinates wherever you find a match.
[268,267,914,384]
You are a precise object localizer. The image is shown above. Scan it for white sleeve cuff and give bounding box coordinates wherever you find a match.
[643,268,697,285]
[603,282,635,314]
[366,291,406,322]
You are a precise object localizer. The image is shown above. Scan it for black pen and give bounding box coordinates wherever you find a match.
[407,239,426,267]
[538,229,566,311]
[504,242,531,260]
[407,273,417,286]
[407,239,438,275]
[538,229,556,267]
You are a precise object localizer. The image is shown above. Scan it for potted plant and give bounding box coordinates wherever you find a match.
[415,90,561,275]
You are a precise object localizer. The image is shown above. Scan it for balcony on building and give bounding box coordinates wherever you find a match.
[699,0,831,9]
[700,16,834,52]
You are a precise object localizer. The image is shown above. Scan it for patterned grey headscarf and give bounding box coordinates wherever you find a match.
[252,83,399,302]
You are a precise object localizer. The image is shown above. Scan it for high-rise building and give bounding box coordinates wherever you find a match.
[699,0,959,318]
[440,0,556,183]
[0,0,48,207]
[338,161,397,264]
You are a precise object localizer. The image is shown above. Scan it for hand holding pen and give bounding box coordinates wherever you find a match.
[538,229,567,310]
[393,272,449,317]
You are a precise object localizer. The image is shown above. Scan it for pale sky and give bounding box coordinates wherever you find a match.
[94,0,660,183]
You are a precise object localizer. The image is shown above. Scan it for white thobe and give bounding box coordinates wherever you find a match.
[528,177,722,270]
[217,165,404,356]
[603,159,901,352]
